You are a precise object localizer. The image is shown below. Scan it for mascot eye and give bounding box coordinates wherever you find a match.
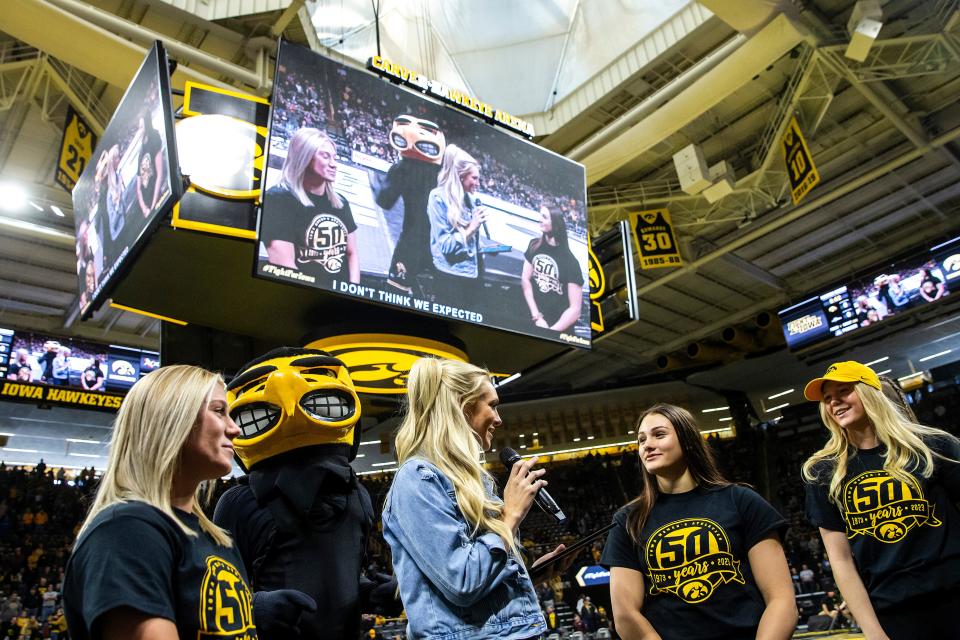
[390,133,408,148]
[299,390,355,422]
[230,402,281,438]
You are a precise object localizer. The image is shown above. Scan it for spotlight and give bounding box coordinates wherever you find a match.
[0,183,28,212]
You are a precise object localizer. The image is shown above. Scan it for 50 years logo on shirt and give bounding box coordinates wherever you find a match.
[645,518,744,603]
[199,555,257,639]
[842,470,941,543]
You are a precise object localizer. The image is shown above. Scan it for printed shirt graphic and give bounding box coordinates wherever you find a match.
[805,439,960,611]
[524,239,584,325]
[262,185,357,282]
[644,517,744,603]
[62,502,259,640]
[841,470,941,543]
[600,485,786,640]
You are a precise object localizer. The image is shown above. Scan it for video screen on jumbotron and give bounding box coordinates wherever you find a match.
[72,42,181,318]
[257,42,591,347]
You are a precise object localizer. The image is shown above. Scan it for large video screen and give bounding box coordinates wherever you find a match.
[72,42,181,318]
[4,329,159,393]
[779,243,952,350]
[257,42,591,347]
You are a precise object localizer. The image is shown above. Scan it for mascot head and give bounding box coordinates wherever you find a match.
[226,347,362,469]
[389,115,445,164]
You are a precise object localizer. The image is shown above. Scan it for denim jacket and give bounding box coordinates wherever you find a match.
[383,458,546,639]
[427,189,479,278]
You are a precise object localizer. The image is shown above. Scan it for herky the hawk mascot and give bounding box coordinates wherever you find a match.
[214,348,395,639]
[374,114,446,294]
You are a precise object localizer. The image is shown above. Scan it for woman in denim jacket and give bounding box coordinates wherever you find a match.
[383,358,565,639]
[426,145,487,310]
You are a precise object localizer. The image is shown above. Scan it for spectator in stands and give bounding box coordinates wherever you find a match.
[520,203,584,333]
[798,563,816,593]
[602,403,797,640]
[819,590,850,629]
[48,607,68,639]
[427,145,487,310]
[263,127,359,285]
[803,360,960,640]
[62,365,260,640]
[382,358,569,639]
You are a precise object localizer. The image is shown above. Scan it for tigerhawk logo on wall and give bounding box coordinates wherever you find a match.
[198,556,257,639]
[645,518,744,603]
[842,470,941,542]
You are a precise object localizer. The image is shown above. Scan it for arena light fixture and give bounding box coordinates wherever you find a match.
[765,402,790,412]
[865,356,889,366]
[50,205,65,217]
[718,416,733,422]
[28,201,43,211]
[0,183,28,211]
[767,388,794,399]
[2,447,39,453]
[69,452,100,458]
[701,406,729,413]
[357,467,398,475]
[359,440,378,446]
[877,368,892,375]
[371,461,396,467]
[919,349,952,362]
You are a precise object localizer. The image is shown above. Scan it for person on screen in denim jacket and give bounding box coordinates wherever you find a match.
[382,358,569,639]
[426,145,487,309]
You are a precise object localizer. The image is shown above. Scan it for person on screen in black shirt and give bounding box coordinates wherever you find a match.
[601,404,797,640]
[520,203,583,333]
[80,358,104,391]
[426,144,487,310]
[919,267,946,302]
[7,349,37,382]
[802,361,960,640]
[136,114,164,216]
[37,341,59,383]
[263,127,359,286]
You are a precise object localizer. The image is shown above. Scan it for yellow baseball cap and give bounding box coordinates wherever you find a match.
[804,361,881,401]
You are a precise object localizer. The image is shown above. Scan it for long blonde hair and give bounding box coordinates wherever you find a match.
[280,127,343,209]
[436,144,478,229]
[79,365,233,546]
[392,357,518,556]
[802,381,958,508]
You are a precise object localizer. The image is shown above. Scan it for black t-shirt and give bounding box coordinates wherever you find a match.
[805,436,960,611]
[263,185,357,285]
[600,485,787,640]
[524,239,583,326]
[63,501,257,640]
[82,365,103,389]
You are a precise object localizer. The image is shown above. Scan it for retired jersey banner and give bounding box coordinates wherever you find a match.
[56,106,98,192]
[782,115,819,205]
[629,209,682,269]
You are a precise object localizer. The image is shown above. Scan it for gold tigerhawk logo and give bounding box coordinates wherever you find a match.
[644,518,744,604]
[198,556,257,639]
[842,470,941,543]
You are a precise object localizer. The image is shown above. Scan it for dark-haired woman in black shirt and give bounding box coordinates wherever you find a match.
[601,404,797,640]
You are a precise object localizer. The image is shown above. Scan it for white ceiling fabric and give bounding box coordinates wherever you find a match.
[310,0,691,116]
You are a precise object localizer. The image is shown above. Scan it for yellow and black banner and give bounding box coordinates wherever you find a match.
[0,381,122,411]
[629,209,682,270]
[55,106,97,192]
[587,234,606,333]
[782,115,820,205]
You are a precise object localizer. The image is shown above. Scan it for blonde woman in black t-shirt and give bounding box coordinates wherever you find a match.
[520,204,583,333]
[601,404,796,640]
[802,361,960,640]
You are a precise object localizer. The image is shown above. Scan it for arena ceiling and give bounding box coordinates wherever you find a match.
[1,0,960,415]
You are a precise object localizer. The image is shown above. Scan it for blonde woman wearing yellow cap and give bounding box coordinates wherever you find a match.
[801,361,960,640]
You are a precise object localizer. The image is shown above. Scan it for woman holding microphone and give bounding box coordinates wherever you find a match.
[382,357,566,639]
[602,404,796,640]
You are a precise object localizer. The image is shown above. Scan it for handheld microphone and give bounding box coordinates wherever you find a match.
[473,196,491,237]
[499,447,566,523]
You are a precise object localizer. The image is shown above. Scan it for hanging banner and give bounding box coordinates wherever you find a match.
[588,233,606,333]
[629,209,683,269]
[589,222,639,338]
[782,115,820,205]
[56,106,98,192]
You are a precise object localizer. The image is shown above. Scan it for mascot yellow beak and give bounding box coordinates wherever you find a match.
[227,349,361,469]
[389,115,445,164]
